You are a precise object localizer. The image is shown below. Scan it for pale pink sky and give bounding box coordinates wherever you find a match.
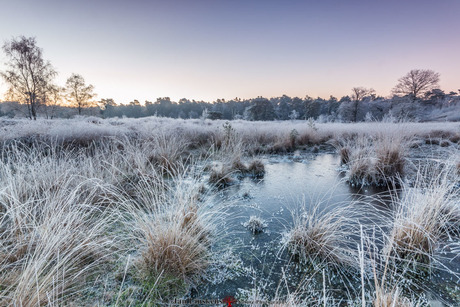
[1,0,459,104]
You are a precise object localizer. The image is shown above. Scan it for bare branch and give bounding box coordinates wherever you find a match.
[392,69,440,99]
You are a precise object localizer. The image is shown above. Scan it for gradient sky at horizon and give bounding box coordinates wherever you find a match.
[0,0,459,104]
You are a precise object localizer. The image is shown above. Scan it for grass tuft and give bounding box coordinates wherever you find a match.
[119,171,217,301]
[231,157,248,173]
[0,176,114,305]
[385,161,460,268]
[334,130,410,187]
[208,165,234,188]
[285,202,355,267]
[247,159,265,178]
[244,216,267,234]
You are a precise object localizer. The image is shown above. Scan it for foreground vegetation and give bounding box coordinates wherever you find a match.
[0,116,459,306]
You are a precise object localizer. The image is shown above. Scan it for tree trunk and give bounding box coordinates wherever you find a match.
[353,100,359,122]
[31,103,37,120]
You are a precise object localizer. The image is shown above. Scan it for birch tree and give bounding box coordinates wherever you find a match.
[1,36,57,120]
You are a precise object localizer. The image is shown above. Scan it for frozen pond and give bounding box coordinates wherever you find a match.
[193,153,460,304]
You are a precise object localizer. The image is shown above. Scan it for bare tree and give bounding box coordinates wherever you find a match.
[66,73,95,115]
[40,83,64,119]
[392,69,440,99]
[351,87,375,102]
[351,87,375,122]
[1,36,57,120]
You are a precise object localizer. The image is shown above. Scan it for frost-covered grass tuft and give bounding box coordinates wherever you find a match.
[207,158,265,188]
[333,129,410,187]
[244,216,267,234]
[146,130,190,175]
[284,201,356,268]
[231,157,248,173]
[0,143,115,305]
[128,179,212,285]
[247,159,265,178]
[340,146,351,165]
[111,162,225,303]
[208,165,234,188]
[384,161,460,267]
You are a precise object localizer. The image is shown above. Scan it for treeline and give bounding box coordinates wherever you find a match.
[2,36,459,122]
[1,89,459,122]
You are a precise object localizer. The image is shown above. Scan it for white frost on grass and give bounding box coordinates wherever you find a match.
[244,216,267,234]
[1,117,459,152]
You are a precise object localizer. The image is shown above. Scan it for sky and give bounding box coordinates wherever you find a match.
[0,0,459,104]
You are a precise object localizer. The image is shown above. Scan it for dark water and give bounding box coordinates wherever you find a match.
[194,153,459,305]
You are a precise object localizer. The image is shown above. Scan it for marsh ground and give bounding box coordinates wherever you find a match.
[0,117,459,306]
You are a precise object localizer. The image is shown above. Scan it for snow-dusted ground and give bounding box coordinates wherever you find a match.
[1,116,459,146]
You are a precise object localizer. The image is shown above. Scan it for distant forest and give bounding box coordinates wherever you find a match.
[1,90,460,122]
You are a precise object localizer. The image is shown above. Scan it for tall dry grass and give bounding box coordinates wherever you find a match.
[1,117,458,156]
[354,224,429,307]
[0,143,116,305]
[342,160,460,307]
[333,128,411,187]
[384,160,460,267]
[111,162,224,302]
[0,136,219,305]
[146,130,191,174]
[284,199,357,268]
